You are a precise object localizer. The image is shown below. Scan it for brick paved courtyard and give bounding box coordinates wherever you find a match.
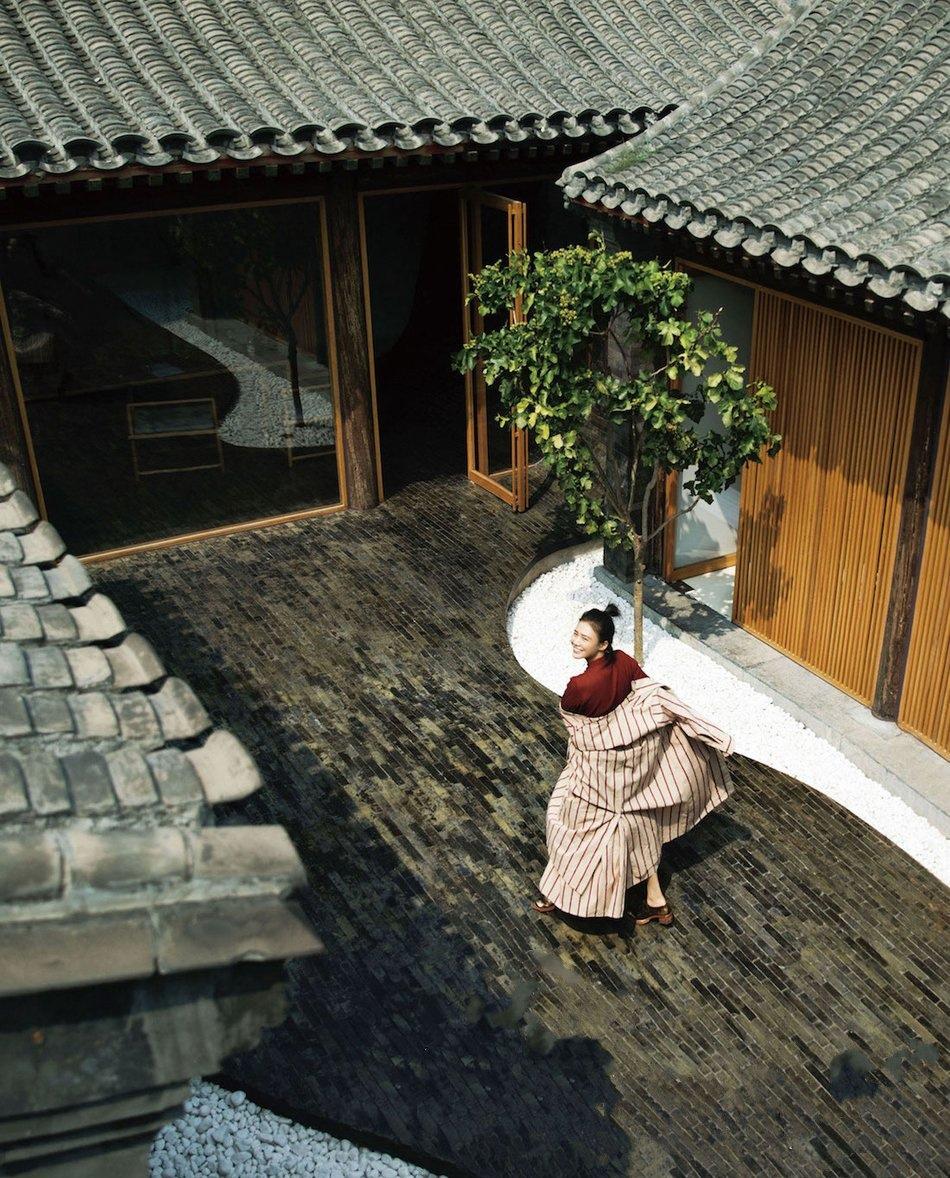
[97,474,948,1178]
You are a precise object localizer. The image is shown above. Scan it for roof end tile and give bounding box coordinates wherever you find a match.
[186,730,262,804]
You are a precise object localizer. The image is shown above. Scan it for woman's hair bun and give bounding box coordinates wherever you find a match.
[579,603,620,662]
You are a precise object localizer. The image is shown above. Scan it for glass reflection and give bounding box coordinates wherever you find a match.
[674,272,754,570]
[1,201,339,554]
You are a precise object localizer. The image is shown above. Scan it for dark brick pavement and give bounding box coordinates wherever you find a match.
[96,473,949,1178]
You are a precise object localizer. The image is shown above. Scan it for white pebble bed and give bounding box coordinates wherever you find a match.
[106,277,335,450]
[150,1080,443,1178]
[508,548,950,887]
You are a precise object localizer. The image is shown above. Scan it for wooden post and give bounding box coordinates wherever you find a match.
[873,332,949,718]
[0,284,38,502]
[324,175,380,510]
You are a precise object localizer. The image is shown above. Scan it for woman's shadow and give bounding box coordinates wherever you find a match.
[549,807,752,937]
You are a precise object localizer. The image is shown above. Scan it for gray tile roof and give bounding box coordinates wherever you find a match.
[0,462,320,997]
[561,0,950,317]
[0,0,790,179]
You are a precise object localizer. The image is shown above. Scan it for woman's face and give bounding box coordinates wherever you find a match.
[571,620,607,661]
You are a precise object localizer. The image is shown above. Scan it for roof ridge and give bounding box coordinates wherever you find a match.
[562,0,814,187]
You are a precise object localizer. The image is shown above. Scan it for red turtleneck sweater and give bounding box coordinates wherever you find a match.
[560,649,648,718]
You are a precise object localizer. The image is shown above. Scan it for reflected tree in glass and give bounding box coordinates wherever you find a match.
[174,206,321,427]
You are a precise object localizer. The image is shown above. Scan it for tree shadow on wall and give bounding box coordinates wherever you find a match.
[734,487,793,627]
[100,575,634,1178]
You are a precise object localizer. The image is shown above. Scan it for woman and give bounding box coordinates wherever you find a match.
[533,603,734,927]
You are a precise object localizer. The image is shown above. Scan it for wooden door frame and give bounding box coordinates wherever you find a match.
[459,186,529,510]
[355,191,387,503]
[357,169,565,506]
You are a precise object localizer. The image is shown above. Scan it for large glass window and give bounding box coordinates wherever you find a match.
[1,200,340,555]
[673,269,754,572]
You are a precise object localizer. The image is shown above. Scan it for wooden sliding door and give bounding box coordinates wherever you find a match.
[734,292,921,704]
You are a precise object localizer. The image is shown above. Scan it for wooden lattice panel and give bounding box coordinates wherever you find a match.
[735,292,920,704]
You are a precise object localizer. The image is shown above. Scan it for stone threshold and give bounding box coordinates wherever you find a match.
[587,556,950,839]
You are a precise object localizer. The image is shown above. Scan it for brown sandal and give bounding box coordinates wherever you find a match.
[532,897,556,914]
[635,902,674,926]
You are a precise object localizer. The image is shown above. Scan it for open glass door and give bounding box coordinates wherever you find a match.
[460,189,529,511]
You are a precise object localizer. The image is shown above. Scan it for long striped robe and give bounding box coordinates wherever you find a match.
[538,677,734,919]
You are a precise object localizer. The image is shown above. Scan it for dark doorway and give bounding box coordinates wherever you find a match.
[363,179,588,500]
[363,189,466,496]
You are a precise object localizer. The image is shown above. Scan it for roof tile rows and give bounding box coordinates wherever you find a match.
[0,461,320,996]
[0,0,789,177]
[562,0,950,316]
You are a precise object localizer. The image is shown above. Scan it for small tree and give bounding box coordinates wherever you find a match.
[454,234,782,662]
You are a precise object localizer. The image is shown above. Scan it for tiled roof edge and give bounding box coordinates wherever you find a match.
[0,458,322,997]
[559,179,950,319]
[0,108,659,183]
[0,893,320,997]
[0,826,307,907]
[558,0,949,318]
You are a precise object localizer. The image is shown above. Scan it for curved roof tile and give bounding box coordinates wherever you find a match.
[0,0,791,178]
[561,0,950,316]
[0,462,320,997]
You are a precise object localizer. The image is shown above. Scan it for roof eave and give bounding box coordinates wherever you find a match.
[564,183,950,321]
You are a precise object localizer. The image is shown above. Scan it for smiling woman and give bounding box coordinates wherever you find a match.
[533,598,735,926]
[561,603,648,717]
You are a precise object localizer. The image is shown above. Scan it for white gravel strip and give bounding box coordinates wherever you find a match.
[150,1080,443,1178]
[508,548,950,887]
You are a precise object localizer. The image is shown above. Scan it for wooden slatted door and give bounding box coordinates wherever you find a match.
[734,292,921,704]
[460,189,529,511]
[898,377,950,757]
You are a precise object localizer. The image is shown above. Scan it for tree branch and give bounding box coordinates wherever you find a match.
[643,493,701,546]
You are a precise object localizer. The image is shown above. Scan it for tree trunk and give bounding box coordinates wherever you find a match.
[286,323,304,425]
[632,549,646,664]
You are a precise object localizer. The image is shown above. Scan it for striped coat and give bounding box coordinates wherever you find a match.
[538,677,734,919]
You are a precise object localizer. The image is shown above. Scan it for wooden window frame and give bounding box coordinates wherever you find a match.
[661,260,760,585]
[0,193,348,563]
[663,258,919,586]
